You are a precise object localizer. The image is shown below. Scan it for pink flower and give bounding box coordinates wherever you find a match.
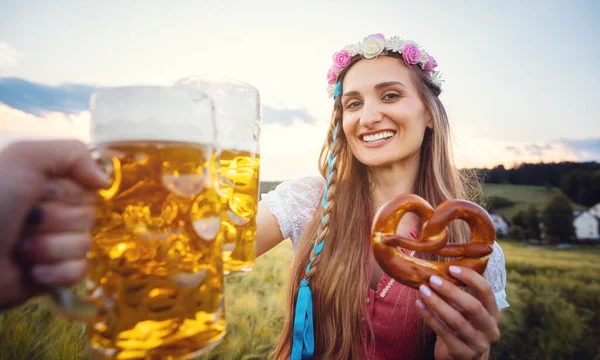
[402,43,421,66]
[327,66,338,85]
[332,49,352,70]
[363,33,385,41]
[424,55,438,71]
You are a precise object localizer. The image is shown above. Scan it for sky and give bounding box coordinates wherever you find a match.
[0,0,599,180]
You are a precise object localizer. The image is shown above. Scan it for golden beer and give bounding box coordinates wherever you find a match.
[87,140,225,359]
[172,76,262,276]
[218,149,260,275]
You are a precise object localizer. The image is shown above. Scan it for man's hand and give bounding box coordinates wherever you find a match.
[0,140,109,310]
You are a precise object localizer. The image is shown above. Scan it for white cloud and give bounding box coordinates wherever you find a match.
[452,125,593,169]
[0,104,91,149]
[0,42,21,68]
[455,137,579,169]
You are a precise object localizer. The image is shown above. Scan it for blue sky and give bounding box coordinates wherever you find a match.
[0,0,599,180]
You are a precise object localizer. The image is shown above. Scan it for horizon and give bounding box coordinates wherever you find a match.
[1,1,599,181]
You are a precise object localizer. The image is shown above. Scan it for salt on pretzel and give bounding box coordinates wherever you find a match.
[371,194,496,289]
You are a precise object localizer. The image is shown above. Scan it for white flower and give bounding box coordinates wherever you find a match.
[343,43,360,57]
[361,36,386,59]
[327,84,335,98]
[385,36,405,52]
[419,50,430,65]
[429,71,444,87]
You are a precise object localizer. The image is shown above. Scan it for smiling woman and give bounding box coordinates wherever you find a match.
[254,33,508,360]
[341,59,433,169]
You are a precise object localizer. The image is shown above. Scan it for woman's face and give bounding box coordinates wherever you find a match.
[341,56,432,169]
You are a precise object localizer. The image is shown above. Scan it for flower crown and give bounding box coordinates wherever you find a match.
[326,33,443,98]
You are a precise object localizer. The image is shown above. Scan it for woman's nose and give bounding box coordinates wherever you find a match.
[359,101,383,128]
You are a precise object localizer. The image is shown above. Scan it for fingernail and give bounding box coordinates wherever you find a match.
[96,168,112,187]
[92,162,112,187]
[449,266,462,275]
[430,275,443,287]
[419,284,432,297]
[416,299,425,309]
[25,207,43,226]
[32,265,58,284]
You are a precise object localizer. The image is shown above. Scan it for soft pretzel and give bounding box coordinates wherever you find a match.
[371,194,496,289]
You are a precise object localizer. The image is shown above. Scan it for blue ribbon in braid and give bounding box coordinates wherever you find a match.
[290,113,340,360]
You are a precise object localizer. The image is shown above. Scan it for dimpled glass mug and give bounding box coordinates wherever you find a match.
[174,76,261,276]
[46,86,227,359]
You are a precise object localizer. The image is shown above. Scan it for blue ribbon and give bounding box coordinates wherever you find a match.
[333,81,342,100]
[291,279,315,359]
[290,121,339,360]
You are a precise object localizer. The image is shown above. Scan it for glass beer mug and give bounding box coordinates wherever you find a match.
[174,76,261,276]
[47,86,226,359]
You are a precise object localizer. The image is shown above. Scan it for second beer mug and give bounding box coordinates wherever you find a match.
[48,86,227,359]
[174,76,262,276]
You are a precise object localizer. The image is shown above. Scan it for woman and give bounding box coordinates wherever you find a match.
[255,33,508,359]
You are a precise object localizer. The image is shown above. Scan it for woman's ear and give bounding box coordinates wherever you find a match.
[426,113,433,129]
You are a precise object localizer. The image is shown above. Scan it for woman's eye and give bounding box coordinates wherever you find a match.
[346,101,361,109]
[382,93,400,101]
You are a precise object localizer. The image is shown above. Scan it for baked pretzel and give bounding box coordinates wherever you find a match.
[371,194,496,289]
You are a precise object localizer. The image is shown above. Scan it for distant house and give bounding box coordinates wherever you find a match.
[490,214,510,235]
[588,203,600,218]
[573,211,600,240]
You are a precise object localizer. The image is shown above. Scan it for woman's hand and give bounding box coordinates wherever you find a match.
[415,265,501,360]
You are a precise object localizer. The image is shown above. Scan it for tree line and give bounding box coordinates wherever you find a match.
[469,161,600,207]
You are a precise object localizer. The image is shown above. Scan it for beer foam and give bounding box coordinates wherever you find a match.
[173,76,261,153]
[90,86,216,147]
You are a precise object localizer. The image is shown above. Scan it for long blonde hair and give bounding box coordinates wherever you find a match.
[272,52,482,359]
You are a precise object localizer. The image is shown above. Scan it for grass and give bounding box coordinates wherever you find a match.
[3,240,599,359]
[482,184,586,219]
[492,241,600,360]
[0,300,89,360]
[196,241,292,359]
[0,241,294,360]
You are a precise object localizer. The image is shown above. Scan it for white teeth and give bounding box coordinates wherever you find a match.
[362,131,395,143]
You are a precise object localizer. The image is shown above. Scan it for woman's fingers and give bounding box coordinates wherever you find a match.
[415,297,478,360]
[429,272,500,344]
[419,282,491,354]
[21,232,92,264]
[31,259,88,286]
[448,265,502,324]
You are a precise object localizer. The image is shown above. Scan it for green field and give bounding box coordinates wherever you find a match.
[261,182,588,220]
[2,240,599,359]
[492,241,600,359]
[482,184,586,219]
